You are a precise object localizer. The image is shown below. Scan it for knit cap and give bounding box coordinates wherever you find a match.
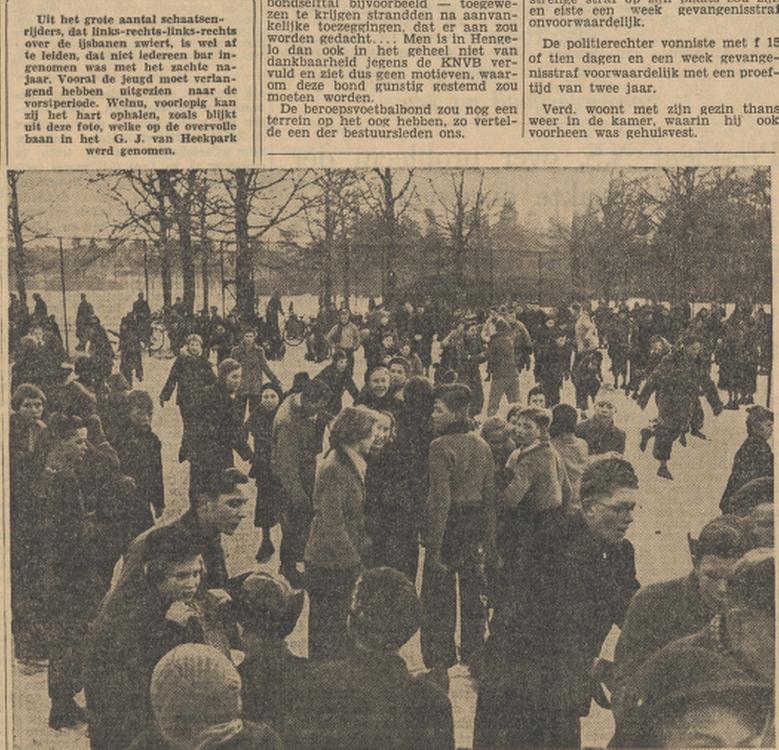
[151,644,242,747]
[349,567,421,651]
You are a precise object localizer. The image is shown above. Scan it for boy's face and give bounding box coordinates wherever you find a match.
[199,487,250,535]
[335,357,348,372]
[528,393,546,410]
[432,399,457,432]
[156,556,203,603]
[128,406,152,429]
[696,554,735,613]
[513,416,541,447]
[369,369,390,398]
[187,340,203,356]
[18,396,44,421]
[584,487,637,546]
[594,400,616,421]
[224,368,242,393]
[260,389,280,411]
[242,332,256,346]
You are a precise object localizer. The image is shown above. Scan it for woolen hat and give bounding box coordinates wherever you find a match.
[150,644,242,740]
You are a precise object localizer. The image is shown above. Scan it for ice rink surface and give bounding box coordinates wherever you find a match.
[11,299,767,749]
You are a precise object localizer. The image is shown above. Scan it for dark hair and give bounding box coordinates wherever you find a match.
[527,385,546,405]
[433,383,472,414]
[74,356,95,379]
[236,573,305,638]
[513,406,551,431]
[300,378,332,405]
[387,356,410,375]
[260,381,284,402]
[728,548,774,616]
[746,405,773,437]
[142,525,203,585]
[402,376,434,414]
[194,467,249,504]
[217,358,241,382]
[549,403,578,437]
[331,347,348,362]
[580,455,638,508]
[49,413,85,441]
[728,477,773,516]
[349,567,421,651]
[11,383,46,412]
[689,515,753,563]
[127,390,154,415]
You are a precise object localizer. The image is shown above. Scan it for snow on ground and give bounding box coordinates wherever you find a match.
[11,299,767,749]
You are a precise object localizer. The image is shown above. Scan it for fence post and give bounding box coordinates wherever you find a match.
[143,239,150,303]
[220,241,226,316]
[58,237,70,358]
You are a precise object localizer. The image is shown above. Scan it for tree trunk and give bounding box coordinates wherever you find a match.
[158,190,173,309]
[233,170,255,319]
[7,172,28,305]
[199,196,209,310]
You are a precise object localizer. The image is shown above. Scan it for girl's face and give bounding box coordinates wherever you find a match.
[187,340,203,357]
[388,364,407,387]
[369,370,390,398]
[128,406,152,429]
[18,396,44,422]
[261,389,280,411]
[371,414,393,451]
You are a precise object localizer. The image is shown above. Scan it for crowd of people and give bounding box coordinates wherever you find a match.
[8,288,774,749]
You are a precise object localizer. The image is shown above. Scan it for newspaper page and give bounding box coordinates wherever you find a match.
[1,0,775,746]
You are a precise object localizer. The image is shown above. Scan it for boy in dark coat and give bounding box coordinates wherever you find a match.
[113,390,165,535]
[474,455,641,749]
[612,514,754,711]
[288,568,454,750]
[188,359,253,499]
[721,405,773,512]
[159,334,215,462]
[315,348,359,416]
[575,385,627,455]
[572,345,603,414]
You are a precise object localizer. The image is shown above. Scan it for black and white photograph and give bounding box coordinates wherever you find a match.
[5,166,775,748]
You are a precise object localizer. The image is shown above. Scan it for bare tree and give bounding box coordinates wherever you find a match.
[94,170,175,309]
[429,169,494,285]
[7,171,29,305]
[364,168,416,302]
[215,169,313,319]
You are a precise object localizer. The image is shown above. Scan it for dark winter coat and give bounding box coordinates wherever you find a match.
[720,433,773,513]
[487,330,519,379]
[286,649,454,750]
[240,642,310,730]
[114,422,165,533]
[575,416,627,455]
[480,511,639,719]
[305,447,370,569]
[189,383,253,477]
[85,577,214,750]
[246,405,284,528]
[638,349,721,433]
[159,350,215,411]
[354,387,401,415]
[315,362,359,415]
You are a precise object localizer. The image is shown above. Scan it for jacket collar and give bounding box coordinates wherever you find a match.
[435,419,472,437]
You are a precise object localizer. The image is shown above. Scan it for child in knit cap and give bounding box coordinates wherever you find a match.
[575,384,626,456]
[130,643,282,749]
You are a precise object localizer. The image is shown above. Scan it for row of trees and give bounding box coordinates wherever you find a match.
[8,167,771,316]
